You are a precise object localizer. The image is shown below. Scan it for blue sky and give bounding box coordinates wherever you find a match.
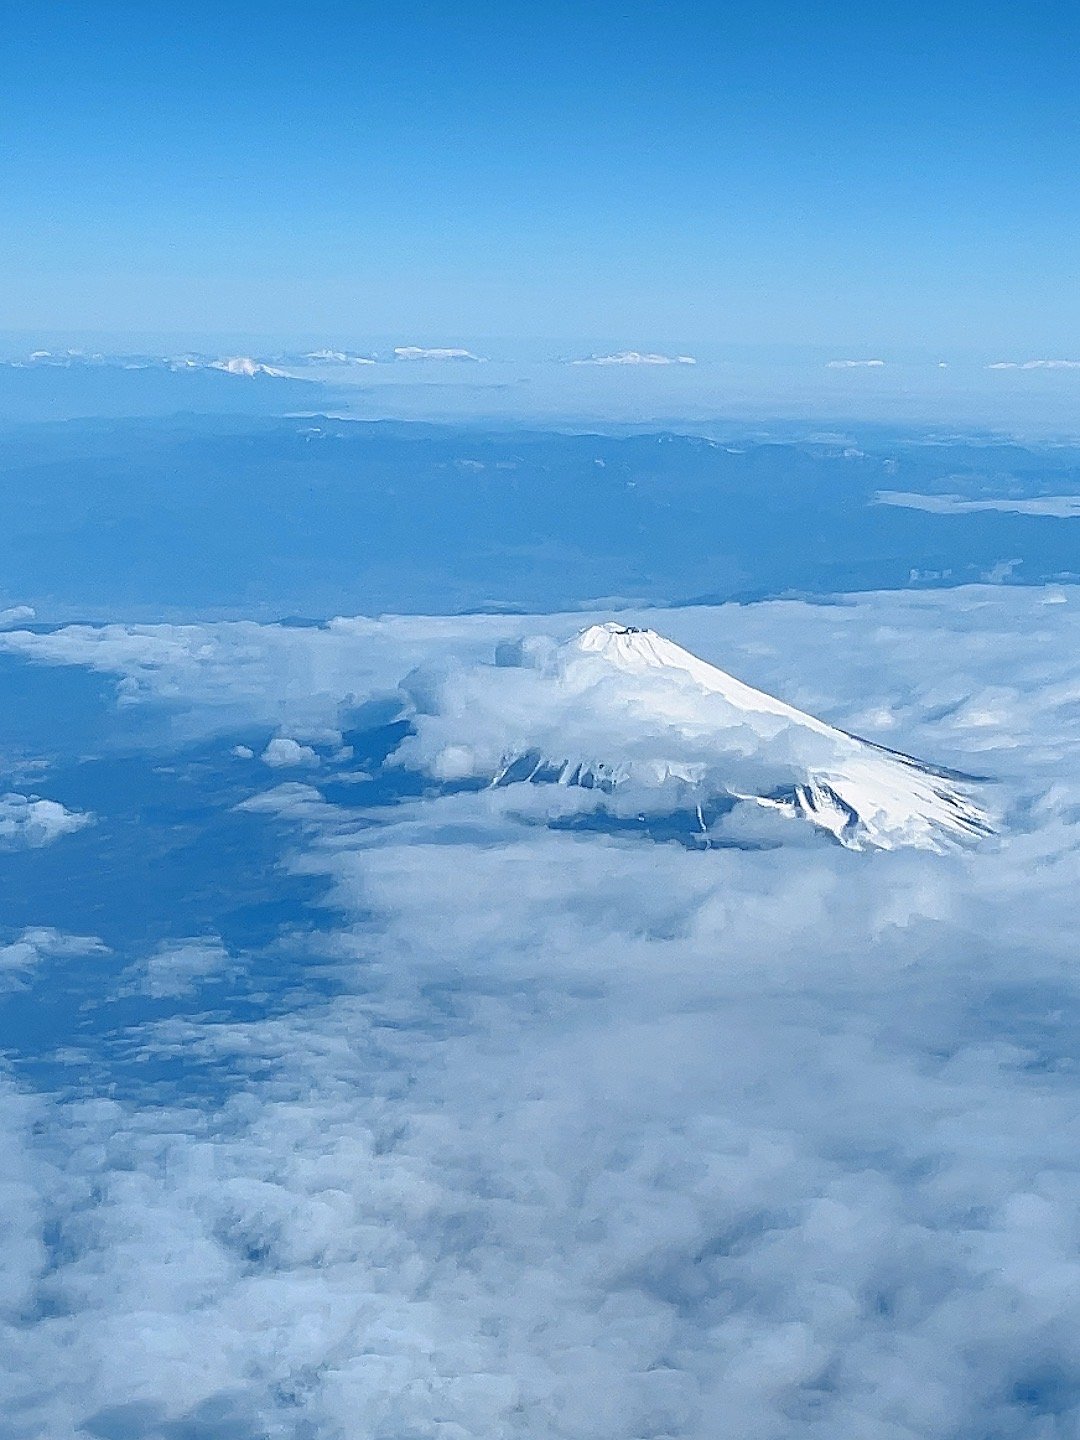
[4,0,1079,348]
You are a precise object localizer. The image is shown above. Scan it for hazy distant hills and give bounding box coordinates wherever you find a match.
[2,413,1079,619]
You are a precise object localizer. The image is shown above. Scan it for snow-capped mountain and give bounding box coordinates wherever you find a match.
[570,351,697,366]
[208,356,286,377]
[476,623,991,852]
[393,346,484,362]
[5,351,288,377]
[299,349,376,366]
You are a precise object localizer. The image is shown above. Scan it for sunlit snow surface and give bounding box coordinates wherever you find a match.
[3,587,1080,1438]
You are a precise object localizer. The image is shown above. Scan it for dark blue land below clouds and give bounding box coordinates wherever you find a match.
[0,652,421,1106]
[3,413,1080,619]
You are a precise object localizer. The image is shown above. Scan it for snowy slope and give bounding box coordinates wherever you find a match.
[486,623,991,852]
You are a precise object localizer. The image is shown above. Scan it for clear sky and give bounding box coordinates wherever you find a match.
[3,0,1079,349]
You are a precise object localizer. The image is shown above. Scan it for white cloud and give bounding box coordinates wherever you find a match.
[261,736,320,768]
[571,351,697,366]
[123,937,237,999]
[0,792,92,849]
[825,359,886,368]
[0,612,550,742]
[0,927,106,992]
[987,359,1080,370]
[0,605,34,629]
[877,490,1080,518]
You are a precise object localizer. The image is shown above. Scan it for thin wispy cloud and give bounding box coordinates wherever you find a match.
[0,928,106,993]
[987,359,1080,370]
[121,937,238,1000]
[877,490,1080,518]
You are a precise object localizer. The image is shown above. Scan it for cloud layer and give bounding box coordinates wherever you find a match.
[3,586,1080,1437]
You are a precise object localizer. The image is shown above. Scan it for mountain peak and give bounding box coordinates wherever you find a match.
[573,623,838,734]
[483,623,993,852]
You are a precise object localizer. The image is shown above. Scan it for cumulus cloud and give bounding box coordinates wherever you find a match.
[261,736,320,768]
[825,358,885,368]
[877,490,1080,518]
[0,605,34,629]
[7,588,1080,1436]
[0,792,92,849]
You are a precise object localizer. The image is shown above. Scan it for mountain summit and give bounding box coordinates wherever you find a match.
[486,622,991,852]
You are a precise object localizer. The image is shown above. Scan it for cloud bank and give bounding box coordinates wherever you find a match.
[3,587,1080,1437]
